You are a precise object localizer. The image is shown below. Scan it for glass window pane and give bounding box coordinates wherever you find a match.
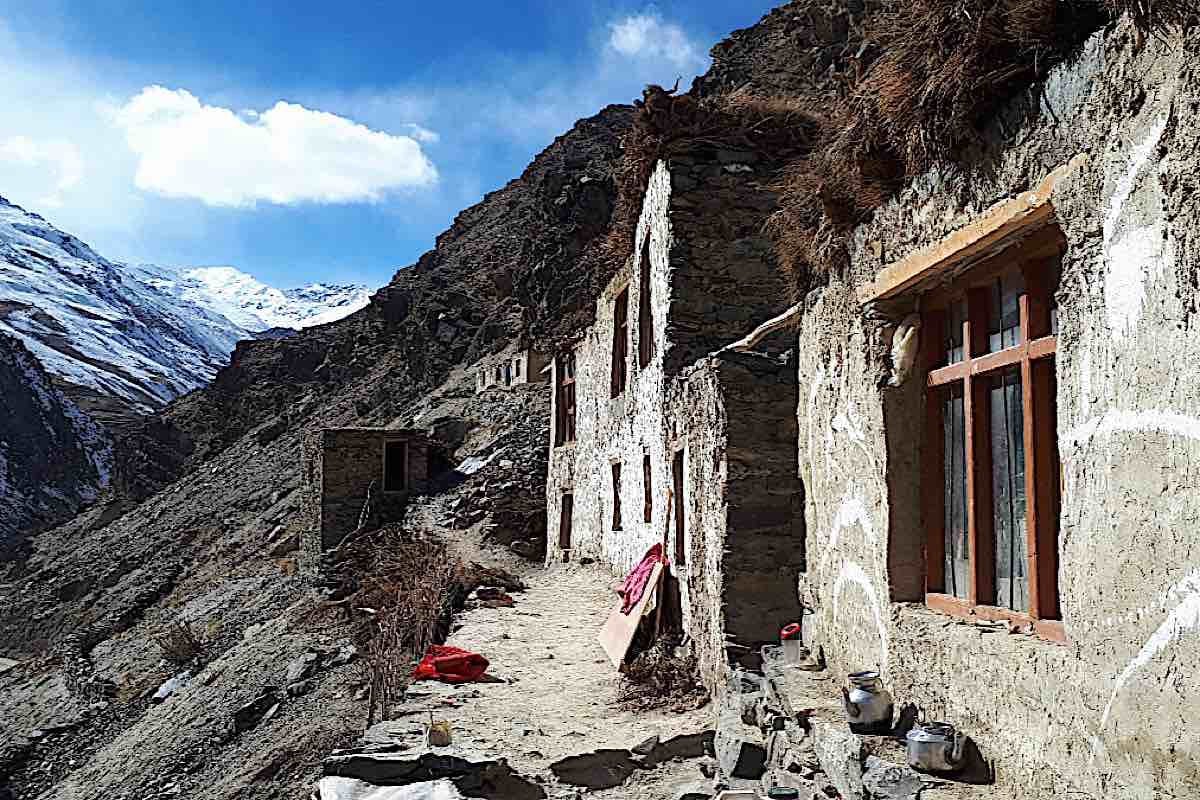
[989,273,1025,352]
[946,300,966,365]
[990,368,1029,612]
[943,383,969,599]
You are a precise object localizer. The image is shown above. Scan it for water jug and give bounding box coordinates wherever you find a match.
[841,670,894,734]
[780,623,806,665]
[905,722,965,773]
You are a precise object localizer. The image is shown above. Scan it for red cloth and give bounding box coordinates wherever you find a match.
[618,544,665,615]
[411,645,489,684]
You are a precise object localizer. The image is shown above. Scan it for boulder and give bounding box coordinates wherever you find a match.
[285,651,321,684]
[714,704,767,780]
[318,777,464,800]
[810,722,865,800]
[549,749,638,789]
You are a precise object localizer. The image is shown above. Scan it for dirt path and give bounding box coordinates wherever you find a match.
[380,511,715,798]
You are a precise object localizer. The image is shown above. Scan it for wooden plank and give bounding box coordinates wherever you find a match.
[928,337,1057,386]
[964,289,994,606]
[922,310,947,594]
[598,562,663,667]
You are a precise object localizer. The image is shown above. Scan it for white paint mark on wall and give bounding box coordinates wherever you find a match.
[1061,407,1200,453]
[832,405,866,443]
[1090,568,1200,763]
[833,559,889,672]
[1102,115,1168,340]
[818,492,877,571]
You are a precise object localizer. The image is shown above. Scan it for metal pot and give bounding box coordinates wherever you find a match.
[906,722,965,773]
[841,670,894,734]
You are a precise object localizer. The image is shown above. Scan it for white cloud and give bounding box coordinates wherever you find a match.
[112,86,438,208]
[0,136,84,208]
[607,13,706,70]
[402,123,440,144]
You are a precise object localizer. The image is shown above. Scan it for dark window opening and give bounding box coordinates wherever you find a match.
[504,362,513,386]
[922,249,1062,638]
[611,288,629,397]
[559,493,574,551]
[383,440,409,493]
[638,237,654,369]
[672,449,686,566]
[611,462,623,531]
[555,352,577,446]
[643,453,653,523]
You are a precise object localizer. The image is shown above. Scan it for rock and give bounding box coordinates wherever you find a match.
[270,533,300,556]
[233,688,283,733]
[861,756,930,800]
[324,748,545,799]
[714,704,766,780]
[549,749,639,789]
[0,657,18,674]
[330,643,358,667]
[632,735,660,756]
[810,722,864,800]
[288,680,314,697]
[317,777,465,800]
[151,670,192,703]
[286,651,321,684]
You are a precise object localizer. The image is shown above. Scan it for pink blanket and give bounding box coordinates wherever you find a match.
[618,544,665,614]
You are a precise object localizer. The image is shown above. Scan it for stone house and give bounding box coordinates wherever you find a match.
[474,348,550,394]
[300,428,433,570]
[793,25,1200,799]
[545,153,805,690]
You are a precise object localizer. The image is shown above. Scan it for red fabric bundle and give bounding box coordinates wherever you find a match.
[618,543,665,614]
[411,645,490,684]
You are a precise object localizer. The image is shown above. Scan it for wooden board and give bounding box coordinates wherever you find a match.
[598,562,663,668]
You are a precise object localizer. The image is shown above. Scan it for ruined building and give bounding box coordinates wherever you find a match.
[474,347,550,394]
[790,24,1200,800]
[545,152,806,690]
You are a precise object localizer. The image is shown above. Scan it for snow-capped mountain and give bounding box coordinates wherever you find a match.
[0,196,370,413]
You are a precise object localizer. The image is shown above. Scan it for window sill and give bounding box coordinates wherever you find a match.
[925,593,1067,645]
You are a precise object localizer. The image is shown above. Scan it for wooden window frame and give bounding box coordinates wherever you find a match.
[555,352,577,447]
[921,249,1065,644]
[611,288,629,398]
[611,462,623,531]
[638,236,655,369]
[643,453,653,523]
[558,492,574,551]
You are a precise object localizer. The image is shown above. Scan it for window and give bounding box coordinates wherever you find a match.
[611,462,623,531]
[559,493,574,550]
[922,254,1062,640]
[638,237,655,369]
[643,453,653,523]
[672,449,686,566]
[611,288,629,397]
[383,440,409,493]
[504,362,513,386]
[554,352,577,446]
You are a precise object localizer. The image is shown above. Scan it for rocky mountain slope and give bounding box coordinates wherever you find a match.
[0,197,368,417]
[0,332,111,560]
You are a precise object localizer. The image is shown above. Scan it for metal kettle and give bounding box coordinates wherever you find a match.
[905,722,965,773]
[841,670,894,734]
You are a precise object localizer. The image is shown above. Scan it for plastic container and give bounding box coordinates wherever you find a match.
[780,623,806,664]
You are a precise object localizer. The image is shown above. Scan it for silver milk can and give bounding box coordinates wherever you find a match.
[905,722,966,773]
[841,670,894,734]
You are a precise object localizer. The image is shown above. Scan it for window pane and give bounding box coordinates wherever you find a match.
[946,300,966,364]
[989,272,1025,352]
[990,368,1029,612]
[943,383,969,599]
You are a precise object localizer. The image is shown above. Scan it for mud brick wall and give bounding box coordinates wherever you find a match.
[797,23,1200,798]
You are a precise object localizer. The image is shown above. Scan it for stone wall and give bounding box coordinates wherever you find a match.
[301,428,432,570]
[797,23,1200,799]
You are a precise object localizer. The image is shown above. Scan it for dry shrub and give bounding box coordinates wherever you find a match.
[333,525,469,724]
[151,620,204,665]
[617,641,710,713]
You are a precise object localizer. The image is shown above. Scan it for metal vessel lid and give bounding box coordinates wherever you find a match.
[906,722,957,742]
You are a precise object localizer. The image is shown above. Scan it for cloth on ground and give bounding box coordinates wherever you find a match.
[618,544,665,615]
[412,645,489,684]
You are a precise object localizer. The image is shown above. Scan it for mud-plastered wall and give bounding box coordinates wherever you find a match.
[799,23,1200,799]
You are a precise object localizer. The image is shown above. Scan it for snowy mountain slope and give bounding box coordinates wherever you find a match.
[0,331,112,555]
[0,196,369,413]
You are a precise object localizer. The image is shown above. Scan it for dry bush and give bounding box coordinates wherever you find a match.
[151,620,204,665]
[617,641,710,713]
[1105,0,1198,33]
[332,525,470,725]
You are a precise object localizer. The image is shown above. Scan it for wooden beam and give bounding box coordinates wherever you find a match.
[858,156,1084,304]
[721,302,805,353]
[964,289,995,606]
[922,310,947,594]
[927,337,1057,385]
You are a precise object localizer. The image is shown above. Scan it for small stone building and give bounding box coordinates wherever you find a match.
[545,154,805,691]
[793,25,1200,799]
[475,349,550,394]
[301,428,432,569]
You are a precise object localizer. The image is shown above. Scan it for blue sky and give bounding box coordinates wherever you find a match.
[0,1,778,290]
